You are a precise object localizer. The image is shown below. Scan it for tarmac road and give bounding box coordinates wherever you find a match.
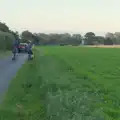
[0,54,27,103]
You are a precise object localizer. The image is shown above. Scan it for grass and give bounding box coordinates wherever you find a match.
[1,46,120,119]
[0,51,11,59]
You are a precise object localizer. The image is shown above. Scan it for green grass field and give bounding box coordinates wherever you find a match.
[1,46,120,120]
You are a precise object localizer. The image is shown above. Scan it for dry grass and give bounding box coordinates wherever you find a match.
[87,45,120,48]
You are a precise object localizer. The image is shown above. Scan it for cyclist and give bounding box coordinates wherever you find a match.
[12,39,19,60]
[27,41,33,60]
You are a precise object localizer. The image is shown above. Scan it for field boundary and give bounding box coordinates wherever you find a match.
[86,45,120,48]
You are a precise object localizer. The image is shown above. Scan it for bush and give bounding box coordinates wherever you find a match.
[0,31,15,50]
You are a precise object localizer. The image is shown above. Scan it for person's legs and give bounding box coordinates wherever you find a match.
[12,52,16,60]
[17,48,19,56]
[28,50,33,60]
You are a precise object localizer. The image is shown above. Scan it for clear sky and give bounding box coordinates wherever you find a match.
[0,0,120,35]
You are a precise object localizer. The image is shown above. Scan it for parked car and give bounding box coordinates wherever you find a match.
[18,43,28,53]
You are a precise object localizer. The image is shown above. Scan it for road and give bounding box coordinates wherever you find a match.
[0,54,27,103]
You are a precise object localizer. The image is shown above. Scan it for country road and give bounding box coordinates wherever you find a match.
[0,54,27,103]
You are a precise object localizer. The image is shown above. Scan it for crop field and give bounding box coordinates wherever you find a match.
[1,46,120,120]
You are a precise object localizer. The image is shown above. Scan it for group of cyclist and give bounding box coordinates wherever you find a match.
[12,39,33,60]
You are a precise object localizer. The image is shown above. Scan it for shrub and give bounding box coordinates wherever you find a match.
[0,31,15,50]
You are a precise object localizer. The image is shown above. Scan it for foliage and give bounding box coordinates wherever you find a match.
[84,32,96,45]
[33,33,82,46]
[104,38,113,45]
[0,22,9,32]
[0,31,15,50]
[21,30,34,43]
[0,22,19,51]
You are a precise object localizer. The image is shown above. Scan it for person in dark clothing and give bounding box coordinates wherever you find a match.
[27,41,33,60]
[12,39,19,60]
[12,46,17,60]
[27,41,32,53]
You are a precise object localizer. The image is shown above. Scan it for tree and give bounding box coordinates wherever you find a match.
[49,34,61,45]
[105,32,114,39]
[104,33,114,45]
[21,30,33,43]
[0,22,9,32]
[59,33,71,45]
[85,32,95,38]
[37,33,50,45]
[33,33,83,46]
[32,33,40,45]
[104,38,113,45]
[94,36,105,45]
[71,34,82,45]
[10,31,19,39]
[114,32,120,44]
[84,32,95,45]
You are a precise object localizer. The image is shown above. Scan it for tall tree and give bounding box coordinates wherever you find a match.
[114,32,120,44]
[71,34,82,45]
[104,32,114,45]
[32,33,40,45]
[21,30,33,43]
[84,32,95,45]
[60,33,71,45]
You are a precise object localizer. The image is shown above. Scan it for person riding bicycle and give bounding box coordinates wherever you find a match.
[12,39,19,60]
[27,41,33,60]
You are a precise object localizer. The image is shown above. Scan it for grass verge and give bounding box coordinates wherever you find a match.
[0,51,11,59]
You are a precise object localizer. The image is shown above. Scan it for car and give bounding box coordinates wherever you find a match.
[18,43,28,53]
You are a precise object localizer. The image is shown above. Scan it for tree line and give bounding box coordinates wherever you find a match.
[0,21,120,51]
[21,31,120,46]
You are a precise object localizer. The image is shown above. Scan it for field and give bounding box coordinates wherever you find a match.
[1,46,120,120]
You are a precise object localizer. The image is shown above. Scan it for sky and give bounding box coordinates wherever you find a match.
[0,0,120,36]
